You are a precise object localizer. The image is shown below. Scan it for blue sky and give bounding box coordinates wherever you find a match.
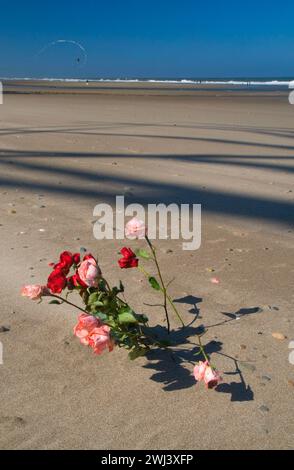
[1,0,294,78]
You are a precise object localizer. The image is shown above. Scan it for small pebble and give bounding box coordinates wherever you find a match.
[14,417,26,426]
[0,326,10,333]
[259,405,270,413]
[261,375,271,382]
[272,332,287,340]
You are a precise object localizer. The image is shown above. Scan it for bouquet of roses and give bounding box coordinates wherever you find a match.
[21,218,222,389]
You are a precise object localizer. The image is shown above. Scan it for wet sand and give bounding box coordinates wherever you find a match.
[0,82,293,449]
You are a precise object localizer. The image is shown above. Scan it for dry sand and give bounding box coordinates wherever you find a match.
[0,82,293,449]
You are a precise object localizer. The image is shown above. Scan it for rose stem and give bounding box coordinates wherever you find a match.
[145,235,170,334]
[196,334,210,362]
[49,294,88,314]
[138,261,185,328]
[144,236,185,328]
[165,293,185,327]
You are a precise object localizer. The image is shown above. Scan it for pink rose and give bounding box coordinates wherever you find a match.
[73,313,102,345]
[77,257,101,287]
[125,217,146,239]
[204,366,222,389]
[193,360,209,382]
[194,361,222,389]
[21,285,49,300]
[88,324,114,355]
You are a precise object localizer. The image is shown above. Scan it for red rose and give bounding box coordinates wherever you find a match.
[83,254,95,261]
[73,253,80,265]
[47,268,67,294]
[68,272,87,289]
[50,251,74,275]
[118,247,138,269]
[60,251,73,268]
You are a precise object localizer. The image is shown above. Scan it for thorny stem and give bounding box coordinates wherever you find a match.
[139,265,184,328]
[138,265,150,278]
[101,277,111,292]
[144,236,185,330]
[49,294,88,314]
[195,334,210,363]
[166,293,185,327]
[144,235,170,333]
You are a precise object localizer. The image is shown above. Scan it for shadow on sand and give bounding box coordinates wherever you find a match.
[143,296,257,402]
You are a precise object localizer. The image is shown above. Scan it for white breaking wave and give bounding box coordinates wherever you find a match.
[1,77,292,86]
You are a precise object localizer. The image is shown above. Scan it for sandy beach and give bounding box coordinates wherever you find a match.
[0,81,293,450]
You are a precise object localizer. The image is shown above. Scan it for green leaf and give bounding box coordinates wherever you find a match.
[105,318,116,328]
[112,281,125,296]
[92,300,105,307]
[48,300,63,305]
[88,292,99,305]
[148,276,161,291]
[92,311,108,321]
[136,249,151,260]
[98,279,107,290]
[118,307,138,325]
[135,313,149,324]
